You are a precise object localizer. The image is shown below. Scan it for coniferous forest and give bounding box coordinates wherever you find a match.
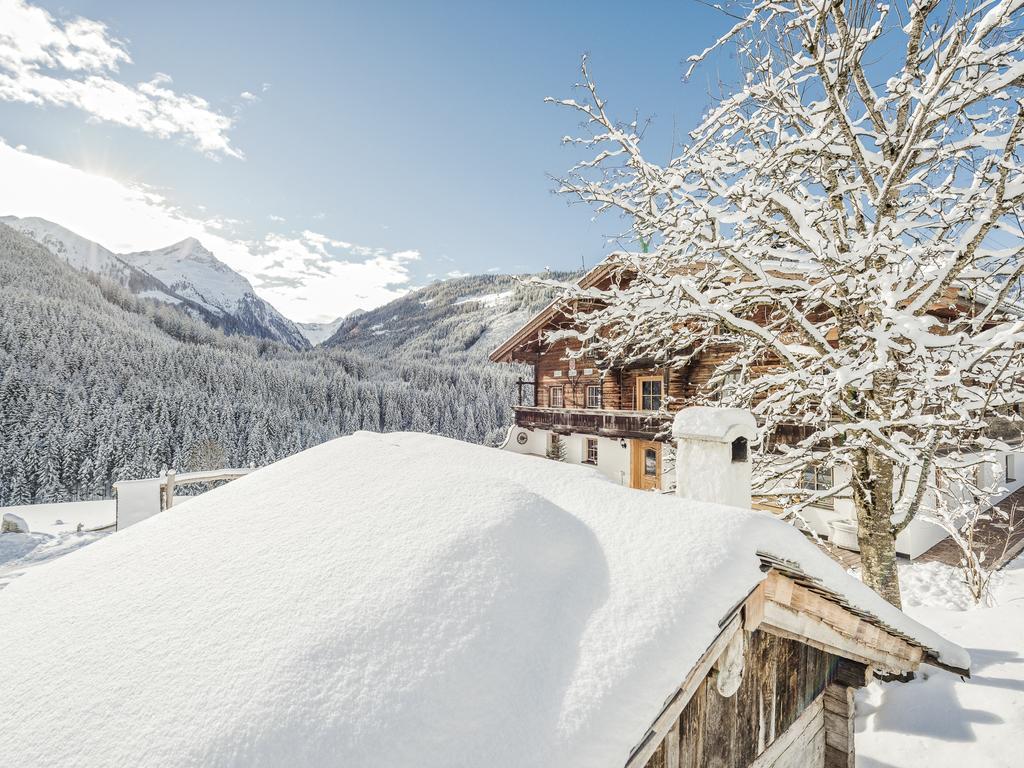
[0,224,555,506]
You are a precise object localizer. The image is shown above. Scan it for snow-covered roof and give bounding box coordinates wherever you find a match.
[0,433,967,768]
[672,406,757,443]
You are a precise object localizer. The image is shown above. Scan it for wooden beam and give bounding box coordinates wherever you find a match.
[665,718,680,768]
[743,582,766,631]
[763,570,794,605]
[833,658,870,689]
[823,684,855,768]
[163,469,176,510]
[763,572,924,669]
[760,601,917,675]
[748,693,825,768]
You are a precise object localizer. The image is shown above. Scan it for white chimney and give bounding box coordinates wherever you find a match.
[672,407,757,509]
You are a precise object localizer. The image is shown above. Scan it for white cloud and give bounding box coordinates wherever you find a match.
[0,139,418,321]
[0,0,242,158]
[250,233,419,320]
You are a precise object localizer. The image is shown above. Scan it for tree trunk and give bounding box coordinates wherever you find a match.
[852,446,903,608]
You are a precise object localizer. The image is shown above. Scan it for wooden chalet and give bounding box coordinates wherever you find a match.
[490,257,1024,558]
[490,259,827,492]
[490,260,684,492]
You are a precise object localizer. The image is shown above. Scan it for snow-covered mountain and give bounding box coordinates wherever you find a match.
[0,221,529,507]
[296,313,355,347]
[120,238,308,349]
[0,216,176,300]
[3,216,308,350]
[324,272,579,360]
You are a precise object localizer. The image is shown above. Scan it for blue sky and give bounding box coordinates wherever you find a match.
[0,0,736,321]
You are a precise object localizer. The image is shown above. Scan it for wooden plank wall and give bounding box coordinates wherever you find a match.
[531,339,778,413]
[535,338,602,409]
[643,631,842,768]
[534,338,683,412]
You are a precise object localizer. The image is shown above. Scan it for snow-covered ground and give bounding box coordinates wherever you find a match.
[454,289,514,306]
[0,530,109,590]
[2,499,115,535]
[0,500,115,589]
[0,432,965,768]
[857,557,1024,767]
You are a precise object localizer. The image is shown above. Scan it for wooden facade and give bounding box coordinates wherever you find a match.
[489,257,1013,452]
[641,631,844,768]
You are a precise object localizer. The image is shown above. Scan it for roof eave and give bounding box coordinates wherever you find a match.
[488,257,623,364]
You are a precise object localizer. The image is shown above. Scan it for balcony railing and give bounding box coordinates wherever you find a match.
[513,406,672,440]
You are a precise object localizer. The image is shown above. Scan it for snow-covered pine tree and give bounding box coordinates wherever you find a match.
[549,1,1024,606]
[546,434,567,462]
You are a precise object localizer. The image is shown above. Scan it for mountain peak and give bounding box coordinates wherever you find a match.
[8,217,309,350]
[162,236,215,260]
[174,236,205,249]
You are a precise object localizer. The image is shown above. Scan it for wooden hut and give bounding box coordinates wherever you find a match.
[627,553,966,768]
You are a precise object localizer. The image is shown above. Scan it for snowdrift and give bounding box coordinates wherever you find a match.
[0,432,967,768]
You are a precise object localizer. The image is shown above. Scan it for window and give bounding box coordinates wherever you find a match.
[548,386,563,408]
[800,464,833,491]
[800,464,834,506]
[1007,455,1017,483]
[584,438,598,465]
[586,385,601,409]
[644,448,658,476]
[637,377,663,411]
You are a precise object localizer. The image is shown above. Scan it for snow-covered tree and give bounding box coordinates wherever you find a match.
[549,0,1024,606]
[547,434,567,462]
[926,455,1020,603]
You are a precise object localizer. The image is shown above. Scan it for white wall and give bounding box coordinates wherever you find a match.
[500,427,638,488]
[500,425,549,458]
[795,458,1024,560]
[114,477,163,530]
[992,451,1024,501]
[675,439,751,508]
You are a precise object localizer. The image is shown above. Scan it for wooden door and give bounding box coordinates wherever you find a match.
[631,440,661,491]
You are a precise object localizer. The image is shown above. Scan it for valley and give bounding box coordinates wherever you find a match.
[0,221,563,506]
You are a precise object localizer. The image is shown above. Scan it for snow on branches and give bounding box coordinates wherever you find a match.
[549,0,1024,606]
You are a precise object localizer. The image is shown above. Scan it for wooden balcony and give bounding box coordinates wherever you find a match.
[513,406,672,441]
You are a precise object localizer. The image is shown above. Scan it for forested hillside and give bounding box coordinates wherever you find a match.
[324,271,575,359]
[0,224,541,506]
